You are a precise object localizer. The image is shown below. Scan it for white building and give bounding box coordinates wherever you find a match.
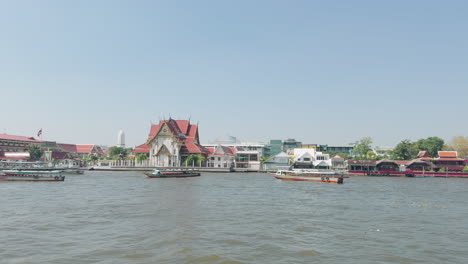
[293,148,332,169]
[117,129,125,148]
[205,145,236,168]
[202,142,266,171]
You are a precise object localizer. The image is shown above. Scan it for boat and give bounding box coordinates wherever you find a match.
[274,169,348,184]
[2,170,64,175]
[59,170,84,175]
[0,172,65,182]
[145,169,201,178]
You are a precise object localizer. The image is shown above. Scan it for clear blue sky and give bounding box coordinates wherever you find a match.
[1,0,467,148]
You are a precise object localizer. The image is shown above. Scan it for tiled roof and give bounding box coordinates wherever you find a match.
[438,151,458,158]
[0,134,43,143]
[52,152,71,159]
[58,144,103,154]
[206,147,215,154]
[76,145,95,154]
[181,142,210,155]
[221,146,233,154]
[175,120,189,134]
[58,143,77,153]
[149,124,160,138]
[133,144,150,153]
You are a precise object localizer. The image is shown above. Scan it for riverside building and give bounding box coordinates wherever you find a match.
[145,119,209,167]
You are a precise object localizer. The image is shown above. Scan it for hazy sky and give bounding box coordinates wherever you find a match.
[1,0,467,148]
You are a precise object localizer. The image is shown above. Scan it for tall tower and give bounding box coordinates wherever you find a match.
[117,129,125,148]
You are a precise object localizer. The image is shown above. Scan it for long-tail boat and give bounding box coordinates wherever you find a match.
[274,169,348,184]
[145,169,200,178]
[0,172,65,182]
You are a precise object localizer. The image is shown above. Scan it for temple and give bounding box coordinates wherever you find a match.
[145,119,209,167]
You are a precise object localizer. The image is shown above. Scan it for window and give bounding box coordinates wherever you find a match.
[303,158,311,161]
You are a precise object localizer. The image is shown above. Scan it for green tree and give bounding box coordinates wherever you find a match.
[352,137,373,158]
[414,137,444,157]
[392,139,418,160]
[184,154,206,166]
[463,166,468,173]
[108,146,129,159]
[28,145,43,161]
[136,153,148,162]
[365,150,376,160]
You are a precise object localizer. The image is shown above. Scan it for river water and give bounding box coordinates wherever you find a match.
[1,171,467,264]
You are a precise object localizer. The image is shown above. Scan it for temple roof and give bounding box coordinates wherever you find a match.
[0,134,43,143]
[437,151,458,158]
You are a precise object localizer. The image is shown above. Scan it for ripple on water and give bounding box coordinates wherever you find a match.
[185,254,221,263]
[296,250,319,256]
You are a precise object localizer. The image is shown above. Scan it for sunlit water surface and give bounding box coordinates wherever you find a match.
[1,171,467,264]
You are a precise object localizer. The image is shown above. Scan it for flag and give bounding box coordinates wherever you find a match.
[37,129,42,137]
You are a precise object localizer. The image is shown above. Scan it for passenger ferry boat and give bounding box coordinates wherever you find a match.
[145,169,201,178]
[2,170,63,175]
[274,169,348,184]
[0,172,65,182]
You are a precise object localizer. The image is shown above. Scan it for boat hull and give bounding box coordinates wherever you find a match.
[0,174,65,181]
[274,174,344,184]
[145,172,201,178]
[60,170,84,175]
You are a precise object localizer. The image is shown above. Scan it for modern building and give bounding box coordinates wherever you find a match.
[263,139,283,157]
[283,138,302,152]
[316,144,354,154]
[117,129,125,148]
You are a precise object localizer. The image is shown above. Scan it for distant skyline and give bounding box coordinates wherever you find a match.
[1,1,467,148]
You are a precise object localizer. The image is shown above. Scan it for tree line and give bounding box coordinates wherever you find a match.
[348,136,468,160]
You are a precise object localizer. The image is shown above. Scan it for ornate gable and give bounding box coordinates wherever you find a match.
[157,123,173,137]
[156,144,171,155]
